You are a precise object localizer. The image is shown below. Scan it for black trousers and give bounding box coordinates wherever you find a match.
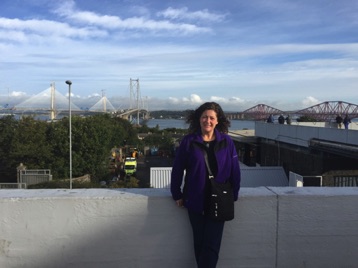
[188,210,225,268]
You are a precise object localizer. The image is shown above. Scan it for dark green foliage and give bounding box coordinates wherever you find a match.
[12,117,53,170]
[0,114,140,183]
[46,119,70,178]
[26,177,140,189]
[137,123,153,134]
[162,128,187,134]
[0,116,18,180]
[27,180,100,189]
[142,132,173,151]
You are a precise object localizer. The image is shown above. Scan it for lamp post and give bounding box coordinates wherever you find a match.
[65,80,73,189]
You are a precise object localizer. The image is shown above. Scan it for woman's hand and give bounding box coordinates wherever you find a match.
[175,199,184,207]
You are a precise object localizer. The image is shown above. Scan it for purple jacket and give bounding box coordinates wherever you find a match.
[171,129,241,213]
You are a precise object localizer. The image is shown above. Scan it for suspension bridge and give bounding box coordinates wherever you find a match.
[0,79,149,122]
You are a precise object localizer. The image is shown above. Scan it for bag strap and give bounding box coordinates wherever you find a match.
[203,149,214,180]
[203,145,230,185]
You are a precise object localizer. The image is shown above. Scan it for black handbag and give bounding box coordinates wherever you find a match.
[203,150,235,221]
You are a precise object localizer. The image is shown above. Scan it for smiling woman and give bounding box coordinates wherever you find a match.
[171,102,241,268]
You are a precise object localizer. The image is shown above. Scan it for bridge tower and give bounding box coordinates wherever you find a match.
[101,89,107,112]
[50,82,56,120]
[129,78,141,125]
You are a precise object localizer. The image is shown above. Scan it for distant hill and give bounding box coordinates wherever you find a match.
[149,110,190,119]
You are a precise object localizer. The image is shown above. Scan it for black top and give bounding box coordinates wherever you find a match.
[203,140,218,177]
[203,140,218,211]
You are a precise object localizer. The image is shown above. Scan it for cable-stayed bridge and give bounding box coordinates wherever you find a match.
[0,80,149,122]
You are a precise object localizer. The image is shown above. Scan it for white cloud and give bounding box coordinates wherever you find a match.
[0,30,27,42]
[0,17,107,43]
[53,2,211,35]
[190,94,203,103]
[157,7,227,22]
[87,93,101,98]
[210,96,227,102]
[10,91,27,97]
[302,96,321,107]
[229,97,245,103]
[168,97,180,103]
[167,94,203,108]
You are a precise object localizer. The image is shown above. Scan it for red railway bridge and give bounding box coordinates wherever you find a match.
[225,101,358,121]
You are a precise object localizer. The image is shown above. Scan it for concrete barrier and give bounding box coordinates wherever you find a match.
[1,187,357,268]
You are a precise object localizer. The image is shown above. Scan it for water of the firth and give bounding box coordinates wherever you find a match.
[145,119,255,130]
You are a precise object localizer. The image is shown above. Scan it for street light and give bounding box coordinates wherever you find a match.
[65,80,72,190]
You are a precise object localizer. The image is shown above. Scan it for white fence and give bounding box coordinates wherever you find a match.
[150,167,172,188]
[18,169,52,186]
[150,168,186,189]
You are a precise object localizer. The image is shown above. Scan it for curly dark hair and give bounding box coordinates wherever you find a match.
[185,102,230,134]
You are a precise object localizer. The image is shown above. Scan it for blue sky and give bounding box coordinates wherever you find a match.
[1,0,358,111]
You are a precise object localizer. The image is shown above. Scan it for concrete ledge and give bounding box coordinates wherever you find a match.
[1,188,357,268]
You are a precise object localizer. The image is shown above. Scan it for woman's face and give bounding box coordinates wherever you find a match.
[200,109,218,134]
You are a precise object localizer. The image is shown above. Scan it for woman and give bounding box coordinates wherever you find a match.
[171,102,241,268]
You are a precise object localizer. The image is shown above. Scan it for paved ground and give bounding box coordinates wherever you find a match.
[136,155,174,187]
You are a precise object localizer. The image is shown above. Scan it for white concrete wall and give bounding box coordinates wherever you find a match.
[1,188,358,268]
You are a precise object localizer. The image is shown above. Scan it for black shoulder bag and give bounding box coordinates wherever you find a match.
[203,150,235,221]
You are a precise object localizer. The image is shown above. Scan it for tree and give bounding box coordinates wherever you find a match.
[143,132,174,152]
[0,114,141,183]
[66,114,139,181]
[0,116,18,181]
[9,117,53,169]
[46,119,71,179]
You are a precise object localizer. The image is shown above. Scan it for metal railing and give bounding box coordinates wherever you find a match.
[334,176,358,187]
[18,169,52,186]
